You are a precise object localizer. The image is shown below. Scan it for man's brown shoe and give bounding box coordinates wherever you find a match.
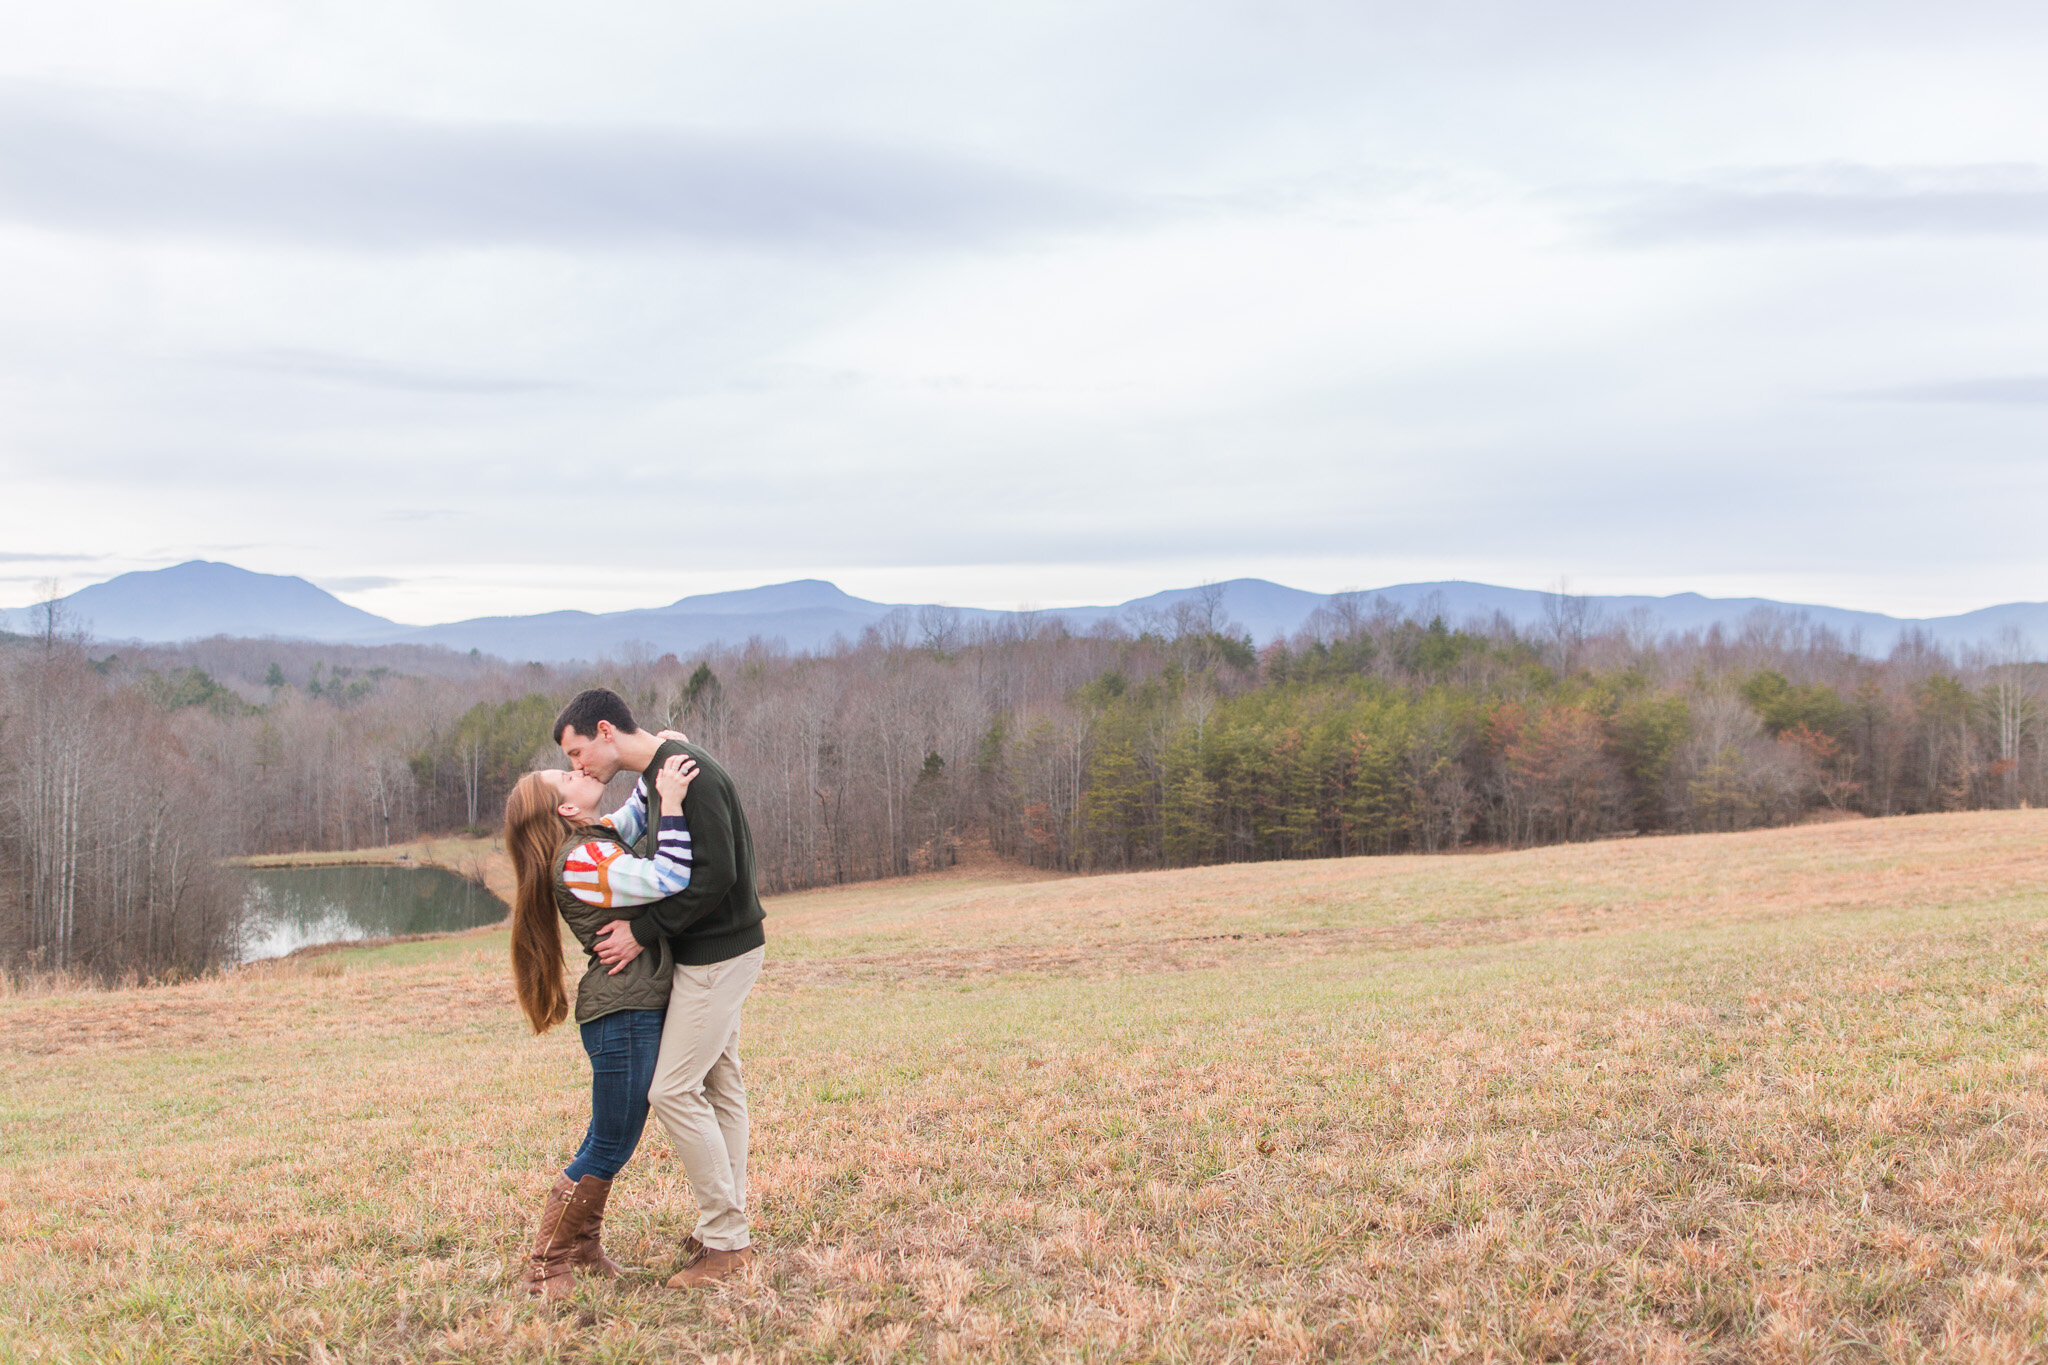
[665,1244,755,1289]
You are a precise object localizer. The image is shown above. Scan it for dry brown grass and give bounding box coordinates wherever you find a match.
[7,811,2048,1362]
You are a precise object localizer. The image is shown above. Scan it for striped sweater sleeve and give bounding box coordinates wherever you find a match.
[561,815,693,910]
[598,780,649,848]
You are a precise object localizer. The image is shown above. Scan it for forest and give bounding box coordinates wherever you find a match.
[2,591,2041,981]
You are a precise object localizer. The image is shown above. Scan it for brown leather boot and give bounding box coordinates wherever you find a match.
[518,1174,608,1300]
[665,1243,755,1289]
[568,1175,624,1277]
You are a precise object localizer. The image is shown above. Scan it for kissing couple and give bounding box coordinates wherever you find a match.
[498,687,767,1299]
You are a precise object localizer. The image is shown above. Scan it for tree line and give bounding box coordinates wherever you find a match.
[4,591,2044,982]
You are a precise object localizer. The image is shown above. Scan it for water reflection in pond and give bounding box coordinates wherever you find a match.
[241,865,506,961]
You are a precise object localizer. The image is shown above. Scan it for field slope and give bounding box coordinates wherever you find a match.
[6,812,2048,1362]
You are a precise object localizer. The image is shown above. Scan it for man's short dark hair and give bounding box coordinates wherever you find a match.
[553,688,640,745]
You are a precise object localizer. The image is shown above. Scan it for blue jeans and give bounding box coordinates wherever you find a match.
[564,1008,664,1182]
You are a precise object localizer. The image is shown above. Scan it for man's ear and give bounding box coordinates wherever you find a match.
[593,720,614,742]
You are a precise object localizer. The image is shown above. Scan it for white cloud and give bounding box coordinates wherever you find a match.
[2,1,2047,619]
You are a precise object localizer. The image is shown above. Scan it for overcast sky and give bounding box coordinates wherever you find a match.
[3,1,2046,624]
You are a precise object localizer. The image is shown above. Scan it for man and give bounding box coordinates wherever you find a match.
[552,687,767,1288]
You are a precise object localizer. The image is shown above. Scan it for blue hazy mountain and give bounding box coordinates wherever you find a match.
[7,561,2045,661]
[0,561,399,644]
[394,580,905,660]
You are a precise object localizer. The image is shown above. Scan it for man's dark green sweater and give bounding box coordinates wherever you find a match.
[627,738,767,966]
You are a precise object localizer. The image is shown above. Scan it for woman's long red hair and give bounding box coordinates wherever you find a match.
[504,771,573,1034]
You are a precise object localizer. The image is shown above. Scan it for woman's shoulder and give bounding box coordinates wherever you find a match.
[553,824,623,873]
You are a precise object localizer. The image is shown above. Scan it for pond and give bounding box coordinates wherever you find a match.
[240,865,507,962]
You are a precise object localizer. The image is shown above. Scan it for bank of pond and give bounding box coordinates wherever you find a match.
[239,865,506,961]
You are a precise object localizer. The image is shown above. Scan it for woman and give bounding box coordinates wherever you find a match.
[503,751,697,1300]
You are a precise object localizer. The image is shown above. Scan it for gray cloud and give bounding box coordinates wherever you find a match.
[1857,375,2048,404]
[0,84,1108,252]
[225,348,568,395]
[1596,164,2048,243]
[0,552,105,562]
[316,575,404,592]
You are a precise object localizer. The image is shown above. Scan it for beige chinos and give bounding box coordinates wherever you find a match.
[647,944,764,1251]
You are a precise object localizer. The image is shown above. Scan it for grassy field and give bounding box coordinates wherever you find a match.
[7,811,2048,1362]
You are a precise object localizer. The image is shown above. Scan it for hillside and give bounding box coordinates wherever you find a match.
[6,811,2048,1360]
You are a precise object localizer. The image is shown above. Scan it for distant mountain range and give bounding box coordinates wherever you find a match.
[4,560,2043,662]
